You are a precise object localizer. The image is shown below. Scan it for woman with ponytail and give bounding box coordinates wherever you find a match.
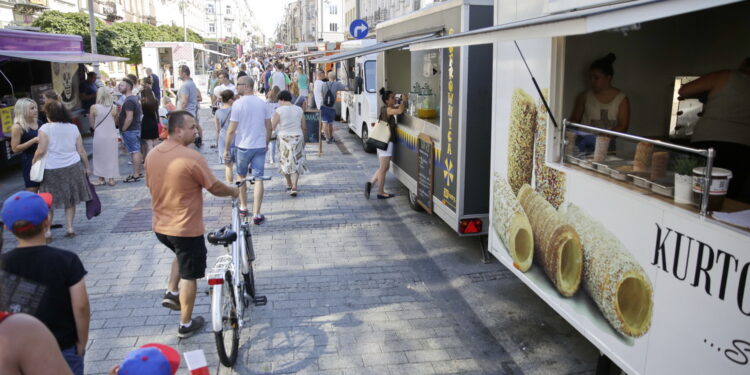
[365,88,407,199]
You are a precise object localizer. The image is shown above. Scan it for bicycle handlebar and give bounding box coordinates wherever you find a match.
[235,175,272,187]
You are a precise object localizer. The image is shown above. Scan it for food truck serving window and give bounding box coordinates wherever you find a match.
[554,1,750,224]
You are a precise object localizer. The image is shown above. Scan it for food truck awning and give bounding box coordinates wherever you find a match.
[193,45,229,57]
[410,0,742,51]
[311,33,440,64]
[0,50,128,63]
[289,51,327,59]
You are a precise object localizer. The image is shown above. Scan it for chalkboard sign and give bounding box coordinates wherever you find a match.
[303,110,323,154]
[416,133,434,214]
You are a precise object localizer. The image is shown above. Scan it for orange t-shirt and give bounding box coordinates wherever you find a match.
[145,139,218,237]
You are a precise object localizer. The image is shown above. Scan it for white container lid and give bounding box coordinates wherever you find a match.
[692,167,733,178]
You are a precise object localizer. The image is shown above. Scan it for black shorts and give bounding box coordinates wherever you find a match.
[155,233,207,280]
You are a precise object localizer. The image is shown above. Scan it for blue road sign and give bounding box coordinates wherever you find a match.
[349,19,369,40]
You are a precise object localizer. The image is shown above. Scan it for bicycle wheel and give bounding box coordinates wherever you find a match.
[242,230,256,300]
[215,270,239,367]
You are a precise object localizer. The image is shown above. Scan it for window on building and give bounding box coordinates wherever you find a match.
[329,4,337,14]
[209,23,215,33]
[329,23,338,32]
[207,3,214,14]
[226,24,232,33]
[226,5,231,15]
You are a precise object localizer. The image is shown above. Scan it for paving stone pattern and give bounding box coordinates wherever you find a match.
[1,105,598,374]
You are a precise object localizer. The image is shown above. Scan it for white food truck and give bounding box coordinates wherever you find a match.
[141,42,228,95]
[412,0,750,373]
[314,0,496,244]
[337,39,379,153]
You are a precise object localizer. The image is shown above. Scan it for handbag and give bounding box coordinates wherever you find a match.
[30,156,46,182]
[366,120,391,150]
[86,180,101,219]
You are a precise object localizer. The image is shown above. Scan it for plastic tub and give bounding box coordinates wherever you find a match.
[691,167,733,211]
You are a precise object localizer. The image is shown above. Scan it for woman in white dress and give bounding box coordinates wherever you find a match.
[90,87,119,186]
[272,90,307,196]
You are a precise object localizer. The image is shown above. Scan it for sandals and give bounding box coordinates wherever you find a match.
[64,231,75,238]
[239,208,250,217]
[107,180,116,186]
[91,180,106,186]
[377,193,395,199]
[123,175,142,183]
[289,188,298,197]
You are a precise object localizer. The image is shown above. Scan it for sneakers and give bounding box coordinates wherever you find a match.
[161,292,180,311]
[252,214,265,225]
[177,316,205,338]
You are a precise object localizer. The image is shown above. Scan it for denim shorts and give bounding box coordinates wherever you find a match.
[321,106,335,123]
[61,346,84,375]
[121,130,141,153]
[235,147,266,177]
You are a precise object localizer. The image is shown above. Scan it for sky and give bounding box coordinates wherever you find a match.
[251,0,290,39]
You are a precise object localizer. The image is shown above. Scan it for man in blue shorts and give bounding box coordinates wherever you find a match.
[117,78,143,182]
[224,76,272,225]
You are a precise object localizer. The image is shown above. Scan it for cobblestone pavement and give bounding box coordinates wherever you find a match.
[1,105,598,374]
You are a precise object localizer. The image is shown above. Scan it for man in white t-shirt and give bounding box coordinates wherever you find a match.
[223,76,272,225]
[270,62,288,91]
[312,70,325,110]
[212,71,237,99]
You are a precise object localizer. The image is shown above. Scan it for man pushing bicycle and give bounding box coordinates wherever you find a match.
[145,110,239,338]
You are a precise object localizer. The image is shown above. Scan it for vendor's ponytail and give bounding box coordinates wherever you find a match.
[379,87,392,104]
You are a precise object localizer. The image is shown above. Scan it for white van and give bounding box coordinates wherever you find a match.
[337,40,379,153]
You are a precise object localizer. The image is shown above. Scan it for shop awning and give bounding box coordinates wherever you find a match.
[310,32,440,64]
[0,50,128,63]
[410,0,742,51]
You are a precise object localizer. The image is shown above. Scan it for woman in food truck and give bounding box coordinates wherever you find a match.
[678,57,750,203]
[364,88,408,200]
[569,53,631,152]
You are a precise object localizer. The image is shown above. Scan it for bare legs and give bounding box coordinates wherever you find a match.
[166,259,197,325]
[224,163,234,184]
[238,178,264,216]
[130,151,143,177]
[284,173,299,190]
[48,206,76,236]
[370,156,392,195]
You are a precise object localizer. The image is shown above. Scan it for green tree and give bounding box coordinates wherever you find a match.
[157,25,204,44]
[104,22,173,64]
[32,11,105,53]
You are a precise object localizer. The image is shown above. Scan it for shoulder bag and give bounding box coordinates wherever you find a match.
[366,120,391,151]
[30,124,51,182]
[92,105,113,132]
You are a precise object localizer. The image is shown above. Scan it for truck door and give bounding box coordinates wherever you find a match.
[141,47,159,75]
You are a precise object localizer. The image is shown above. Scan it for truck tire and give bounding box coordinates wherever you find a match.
[362,124,376,153]
[408,190,424,212]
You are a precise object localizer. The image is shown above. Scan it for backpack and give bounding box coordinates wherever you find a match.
[323,82,335,107]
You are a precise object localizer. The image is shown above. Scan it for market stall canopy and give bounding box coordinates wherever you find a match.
[0,50,127,63]
[310,32,441,64]
[193,45,229,57]
[0,28,127,63]
[410,0,743,51]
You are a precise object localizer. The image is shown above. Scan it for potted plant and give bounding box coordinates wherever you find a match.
[672,157,700,204]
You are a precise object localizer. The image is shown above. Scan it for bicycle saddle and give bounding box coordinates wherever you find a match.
[207,227,237,246]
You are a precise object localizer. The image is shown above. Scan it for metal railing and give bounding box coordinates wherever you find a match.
[561,119,715,216]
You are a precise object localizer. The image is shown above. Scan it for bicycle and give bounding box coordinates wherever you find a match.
[206,175,270,367]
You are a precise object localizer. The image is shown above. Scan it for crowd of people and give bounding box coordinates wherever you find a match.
[0,50,414,374]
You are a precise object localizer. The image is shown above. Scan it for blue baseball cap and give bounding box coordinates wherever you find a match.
[1,191,49,232]
[117,347,172,375]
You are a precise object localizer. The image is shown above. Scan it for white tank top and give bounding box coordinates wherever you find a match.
[581,90,626,130]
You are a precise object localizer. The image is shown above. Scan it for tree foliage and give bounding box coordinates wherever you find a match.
[32,12,206,64]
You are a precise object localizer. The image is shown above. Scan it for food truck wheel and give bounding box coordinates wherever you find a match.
[361,125,376,153]
[408,191,423,212]
[595,354,625,375]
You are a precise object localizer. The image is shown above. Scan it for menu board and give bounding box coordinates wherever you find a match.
[417,133,434,213]
[303,109,323,154]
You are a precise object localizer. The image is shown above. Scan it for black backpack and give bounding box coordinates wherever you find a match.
[323,82,335,107]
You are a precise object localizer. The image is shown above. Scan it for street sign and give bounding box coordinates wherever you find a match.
[349,19,369,40]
